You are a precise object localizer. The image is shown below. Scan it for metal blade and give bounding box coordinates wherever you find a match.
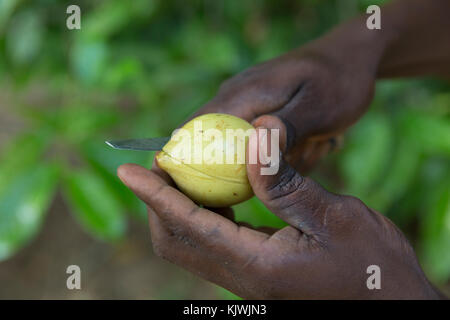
[105,137,170,151]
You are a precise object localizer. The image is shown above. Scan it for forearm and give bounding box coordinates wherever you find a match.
[377,0,450,78]
[303,0,450,79]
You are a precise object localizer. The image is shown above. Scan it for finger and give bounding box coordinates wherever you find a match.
[118,163,273,297]
[117,163,269,264]
[246,128,339,238]
[175,94,252,128]
[189,96,259,123]
[146,207,235,285]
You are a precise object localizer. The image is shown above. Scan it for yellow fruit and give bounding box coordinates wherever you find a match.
[156,113,254,207]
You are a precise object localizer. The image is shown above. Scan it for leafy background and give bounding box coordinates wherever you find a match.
[0,0,448,298]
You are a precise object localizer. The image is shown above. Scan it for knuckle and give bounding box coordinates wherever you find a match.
[151,241,168,259]
[334,195,378,232]
[340,195,367,211]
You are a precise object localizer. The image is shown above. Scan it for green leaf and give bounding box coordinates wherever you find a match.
[0,0,20,32]
[80,0,156,41]
[400,112,450,156]
[368,140,420,212]
[27,105,119,143]
[339,112,392,198]
[56,105,119,143]
[80,140,151,220]
[6,9,44,66]
[103,57,143,89]
[0,164,58,261]
[419,178,450,283]
[0,133,47,195]
[174,22,239,72]
[71,40,108,85]
[62,168,126,241]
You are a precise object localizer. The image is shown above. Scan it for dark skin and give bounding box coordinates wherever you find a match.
[118,0,449,299]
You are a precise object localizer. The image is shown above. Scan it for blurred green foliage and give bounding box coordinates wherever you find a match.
[0,0,449,297]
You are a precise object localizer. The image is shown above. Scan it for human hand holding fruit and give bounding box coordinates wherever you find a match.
[111,58,437,298]
[117,120,441,299]
[115,0,450,297]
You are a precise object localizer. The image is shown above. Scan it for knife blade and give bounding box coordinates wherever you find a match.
[105,137,171,151]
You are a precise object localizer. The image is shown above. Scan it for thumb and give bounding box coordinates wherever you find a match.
[251,114,289,152]
[246,124,338,236]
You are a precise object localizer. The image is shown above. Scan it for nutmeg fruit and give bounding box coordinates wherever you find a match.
[156,113,254,207]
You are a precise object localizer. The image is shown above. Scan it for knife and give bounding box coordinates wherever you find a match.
[105,137,171,151]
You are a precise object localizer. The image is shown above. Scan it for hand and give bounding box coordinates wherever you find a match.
[117,127,441,299]
[191,38,376,172]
